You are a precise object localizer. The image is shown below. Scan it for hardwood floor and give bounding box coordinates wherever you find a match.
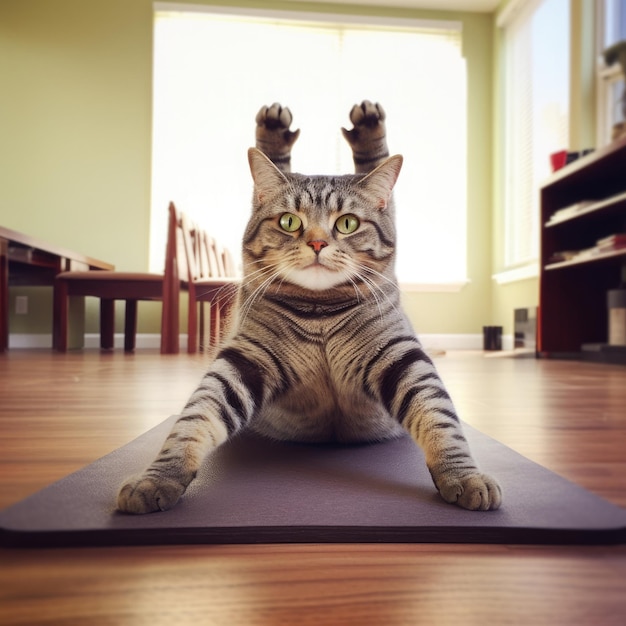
[0,349,625,625]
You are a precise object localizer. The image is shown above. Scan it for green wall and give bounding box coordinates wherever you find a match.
[1,0,156,336]
[1,0,496,341]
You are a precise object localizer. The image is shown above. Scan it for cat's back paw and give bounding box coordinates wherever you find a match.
[117,474,185,515]
[438,472,502,511]
[255,103,300,165]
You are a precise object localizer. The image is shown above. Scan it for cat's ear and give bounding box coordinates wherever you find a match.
[248,147,289,204]
[358,155,403,209]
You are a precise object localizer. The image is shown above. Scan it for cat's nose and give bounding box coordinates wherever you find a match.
[308,240,328,255]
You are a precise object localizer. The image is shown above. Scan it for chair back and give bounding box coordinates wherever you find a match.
[162,203,202,282]
[222,247,237,277]
[160,202,200,352]
[163,204,239,353]
[195,230,236,280]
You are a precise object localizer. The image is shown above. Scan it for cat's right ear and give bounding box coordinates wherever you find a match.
[248,147,289,205]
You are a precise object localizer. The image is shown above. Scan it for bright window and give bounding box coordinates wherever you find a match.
[151,6,467,288]
[500,0,570,268]
[597,0,626,146]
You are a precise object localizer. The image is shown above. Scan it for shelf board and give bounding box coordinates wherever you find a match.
[544,247,626,270]
[541,135,626,190]
[545,190,626,227]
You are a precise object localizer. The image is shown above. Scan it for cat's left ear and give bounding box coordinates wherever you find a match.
[358,155,403,209]
[248,147,289,205]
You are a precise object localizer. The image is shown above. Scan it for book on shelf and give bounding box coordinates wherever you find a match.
[547,241,626,265]
[596,234,626,252]
[546,200,595,225]
[547,250,580,264]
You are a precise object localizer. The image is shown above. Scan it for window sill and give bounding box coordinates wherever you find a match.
[399,280,470,293]
[492,262,539,285]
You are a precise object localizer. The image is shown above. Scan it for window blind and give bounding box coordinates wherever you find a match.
[501,0,569,268]
[151,8,467,287]
[597,0,626,146]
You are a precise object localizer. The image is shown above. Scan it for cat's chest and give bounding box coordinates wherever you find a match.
[256,371,400,443]
[249,308,407,442]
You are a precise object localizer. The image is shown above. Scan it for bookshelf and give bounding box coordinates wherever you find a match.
[539,136,626,363]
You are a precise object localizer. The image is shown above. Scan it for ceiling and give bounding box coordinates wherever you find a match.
[283,0,501,13]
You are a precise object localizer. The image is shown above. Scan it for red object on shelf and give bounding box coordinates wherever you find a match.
[549,150,568,172]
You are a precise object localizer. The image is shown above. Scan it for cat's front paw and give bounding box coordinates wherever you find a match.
[341,100,389,172]
[437,472,502,511]
[255,103,300,168]
[117,474,186,514]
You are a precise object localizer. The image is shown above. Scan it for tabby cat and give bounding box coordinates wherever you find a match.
[118,101,502,514]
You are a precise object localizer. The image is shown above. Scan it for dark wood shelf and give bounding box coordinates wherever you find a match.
[544,248,626,271]
[545,190,626,227]
[538,137,626,361]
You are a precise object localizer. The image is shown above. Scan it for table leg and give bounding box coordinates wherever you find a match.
[0,238,9,352]
[100,299,115,350]
[124,300,137,352]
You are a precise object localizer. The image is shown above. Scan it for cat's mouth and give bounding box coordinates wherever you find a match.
[286,261,348,290]
[303,259,332,271]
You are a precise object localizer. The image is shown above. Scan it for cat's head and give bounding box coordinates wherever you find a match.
[243,148,402,292]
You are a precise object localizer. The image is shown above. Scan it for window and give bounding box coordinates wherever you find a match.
[597,0,626,146]
[151,7,467,288]
[499,0,570,269]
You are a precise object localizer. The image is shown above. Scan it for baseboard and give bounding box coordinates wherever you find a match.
[418,333,514,351]
[8,334,188,351]
[8,333,512,352]
[8,334,54,349]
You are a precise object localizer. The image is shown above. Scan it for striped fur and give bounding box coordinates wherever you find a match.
[117,101,502,514]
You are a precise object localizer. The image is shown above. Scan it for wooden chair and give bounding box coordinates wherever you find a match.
[186,228,240,354]
[53,202,193,353]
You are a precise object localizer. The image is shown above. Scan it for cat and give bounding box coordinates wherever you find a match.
[117,100,502,514]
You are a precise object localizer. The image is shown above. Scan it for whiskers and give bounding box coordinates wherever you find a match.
[215,247,400,331]
[194,281,239,307]
[342,256,401,320]
[237,257,300,327]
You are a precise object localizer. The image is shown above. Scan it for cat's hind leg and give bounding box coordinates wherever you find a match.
[255,103,300,173]
[341,100,390,174]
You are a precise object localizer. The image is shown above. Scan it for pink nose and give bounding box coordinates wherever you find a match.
[308,240,328,254]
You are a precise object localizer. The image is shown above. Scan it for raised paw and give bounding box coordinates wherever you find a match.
[255,102,300,171]
[341,100,390,173]
[117,474,186,515]
[437,472,502,511]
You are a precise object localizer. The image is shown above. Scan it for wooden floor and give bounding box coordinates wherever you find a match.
[0,349,624,625]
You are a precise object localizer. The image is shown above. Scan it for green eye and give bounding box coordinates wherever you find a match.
[279,213,302,232]
[335,214,360,234]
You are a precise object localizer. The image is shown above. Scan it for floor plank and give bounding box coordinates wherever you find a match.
[0,349,625,625]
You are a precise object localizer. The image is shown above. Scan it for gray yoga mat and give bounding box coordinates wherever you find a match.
[1,415,624,547]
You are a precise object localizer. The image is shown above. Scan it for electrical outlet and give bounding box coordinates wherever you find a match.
[15,295,28,315]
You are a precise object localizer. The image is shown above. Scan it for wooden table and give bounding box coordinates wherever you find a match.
[0,225,114,351]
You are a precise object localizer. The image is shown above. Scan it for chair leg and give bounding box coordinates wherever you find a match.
[210,303,221,348]
[53,280,69,352]
[198,301,206,353]
[187,297,198,354]
[124,300,137,352]
[100,299,115,350]
[0,238,8,352]
[160,276,179,355]
[218,302,231,339]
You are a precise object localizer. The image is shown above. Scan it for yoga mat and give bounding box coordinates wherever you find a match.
[1,416,624,547]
